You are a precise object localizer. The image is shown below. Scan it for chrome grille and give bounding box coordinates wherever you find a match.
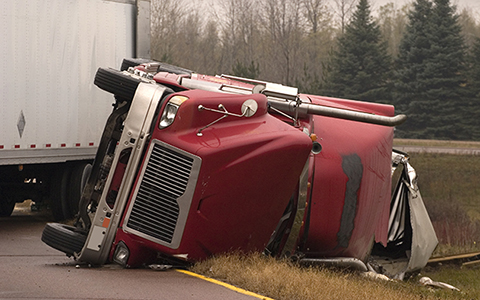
[126,143,194,243]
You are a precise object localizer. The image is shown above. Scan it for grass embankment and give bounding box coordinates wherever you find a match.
[191,139,480,299]
[192,253,479,300]
[396,139,480,256]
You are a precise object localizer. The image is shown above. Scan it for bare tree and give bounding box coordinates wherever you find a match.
[260,0,305,84]
[458,7,480,48]
[175,11,204,69]
[216,0,263,74]
[298,0,335,93]
[151,0,186,62]
[197,19,222,74]
[332,0,358,34]
[303,0,330,33]
[376,2,409,58]
[148,0,345,92]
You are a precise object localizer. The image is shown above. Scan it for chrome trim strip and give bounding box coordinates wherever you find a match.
[280,159,310,256]
[79,83,167,265]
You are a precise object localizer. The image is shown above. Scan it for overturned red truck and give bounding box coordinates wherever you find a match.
[42,59,437,279]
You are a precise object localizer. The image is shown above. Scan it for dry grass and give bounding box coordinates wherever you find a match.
[422,266,480,298]
[191,252,468,300]
[191,146,480,300]
[405,152,480,256]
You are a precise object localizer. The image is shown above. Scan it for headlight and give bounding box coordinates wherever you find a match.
[159,96,188,129]
[113,241,130,267]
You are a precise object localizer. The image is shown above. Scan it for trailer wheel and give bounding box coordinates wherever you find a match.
[0,188,15,217]
[41,223,87,256]
[66,162,92,219]
[94,68,144,101]
[50,166,70,221]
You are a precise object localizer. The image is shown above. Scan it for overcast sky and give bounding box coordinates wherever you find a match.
[198,0,480,20]
[369,0,480,14]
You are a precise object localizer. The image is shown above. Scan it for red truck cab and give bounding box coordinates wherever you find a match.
[42,60,436,279]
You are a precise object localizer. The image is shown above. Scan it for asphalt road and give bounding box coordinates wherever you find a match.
[0,207,260,300]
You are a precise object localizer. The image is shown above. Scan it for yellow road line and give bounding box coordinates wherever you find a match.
[177,269,275,300]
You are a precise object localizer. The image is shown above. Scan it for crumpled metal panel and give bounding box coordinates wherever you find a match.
[404,161,438,274]
[374,151,438,279]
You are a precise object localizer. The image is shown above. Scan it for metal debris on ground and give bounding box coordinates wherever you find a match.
[419,277,460,292]
[361,271,392,282]
[149,264,173,271]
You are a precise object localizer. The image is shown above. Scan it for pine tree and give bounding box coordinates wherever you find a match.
[232,60,260,79]
[323,0,392,103]
[393,0,432,120]
[468,38,480,98]
[463,37,480,139]
[394,0,469,140]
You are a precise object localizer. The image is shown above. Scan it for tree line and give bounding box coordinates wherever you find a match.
[151,0,480,140]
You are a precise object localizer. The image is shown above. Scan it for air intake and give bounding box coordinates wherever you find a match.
[126,143,194,243]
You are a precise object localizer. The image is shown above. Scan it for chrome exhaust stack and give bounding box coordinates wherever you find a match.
[268,98,407,127]
[219,75,406,127]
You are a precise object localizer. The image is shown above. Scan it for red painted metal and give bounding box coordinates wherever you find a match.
[112,92,313,265]
[70,62,400,267]
[299,101,393,260]
[146,73,395,262]
[152,72,185,89]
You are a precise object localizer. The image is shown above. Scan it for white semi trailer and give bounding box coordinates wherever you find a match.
[0,0,151,219]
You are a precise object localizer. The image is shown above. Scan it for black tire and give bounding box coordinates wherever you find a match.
[49,165,70,221]
[0,196,15,217]
[0,186,15,217]
[94,67,143,101]
[66,162,92,219]
[41,223,87,256]
[0,201,15,217]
